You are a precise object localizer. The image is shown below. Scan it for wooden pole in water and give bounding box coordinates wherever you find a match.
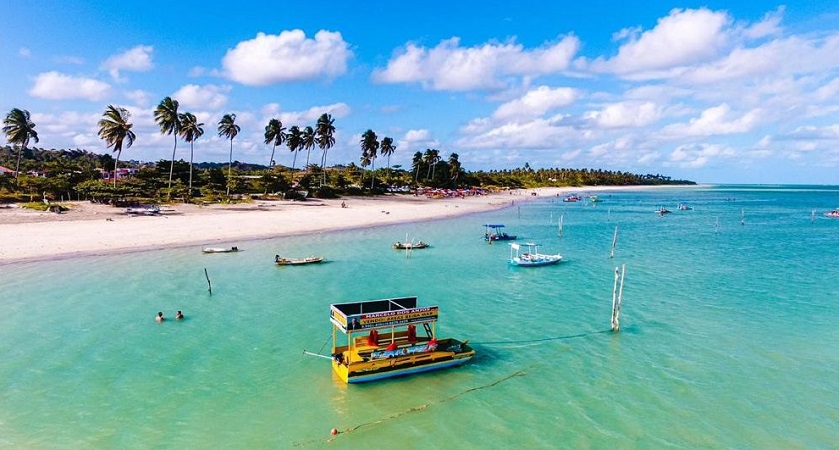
[811,210,816,224]
[610,226,619,259]
[204,268,212,295]
[611,265,625,332]
[558,214,564,237]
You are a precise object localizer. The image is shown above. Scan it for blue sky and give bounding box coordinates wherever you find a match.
[2,1,839,184]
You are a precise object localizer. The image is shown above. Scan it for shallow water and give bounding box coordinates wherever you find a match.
[2,185,838,448]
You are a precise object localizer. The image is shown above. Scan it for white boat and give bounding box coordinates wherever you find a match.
[125,205,160,215]
[274,255,324,265]
[202,246,239,253]
[508,243,562,267]
[392,241,429,250]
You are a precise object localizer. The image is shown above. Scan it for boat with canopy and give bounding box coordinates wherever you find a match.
[484,224,516,241]
[508,242,562,267]
[328,296,475,383]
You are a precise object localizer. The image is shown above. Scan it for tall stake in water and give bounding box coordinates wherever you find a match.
[610,226,619,259]
[741,208,745,226]
[611,264,625,332]
[811,210,816,224]
[558,214,564,237]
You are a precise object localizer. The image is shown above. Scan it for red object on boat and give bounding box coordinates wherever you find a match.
[367,329,379,347]
[386,341,398,351]
[426,338,438,351]
[407,324,417,344]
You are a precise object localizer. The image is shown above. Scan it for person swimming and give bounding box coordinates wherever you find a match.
[156,311,164,322]
[176,311,184,320]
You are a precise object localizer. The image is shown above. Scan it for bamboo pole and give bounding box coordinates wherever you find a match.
[558,214,564,237]
[204,268,212,295]
[610,226,619,259]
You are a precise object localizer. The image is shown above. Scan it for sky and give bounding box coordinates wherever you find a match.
[2,1,839,184]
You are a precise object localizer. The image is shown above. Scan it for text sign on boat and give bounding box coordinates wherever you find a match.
[359,306,439,329]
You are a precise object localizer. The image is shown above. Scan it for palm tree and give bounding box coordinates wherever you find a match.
[315,113,335,186]
[423,149,440,181]
[2,108,39,183]
[154,97,180,194]
[97,105,136,187]
[360,129,379,190]
[412,151,423,184]
[179,112,204,197]
[380,137,396,185]
[448,152,461,185]
[301,126,316,170]
[217,113,240,196]
[286,125,303,179]
[263,118,286,168]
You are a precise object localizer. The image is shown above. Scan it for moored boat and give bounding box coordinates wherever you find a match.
[392,241,429,250]
[508,242,562,267]
[275,255,324,265]
[484,224,516,241]
[329,296,475,383]
[202,246,239,253]
[563,194,581,202]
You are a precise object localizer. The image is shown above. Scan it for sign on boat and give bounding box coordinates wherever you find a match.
[328,296,475,383]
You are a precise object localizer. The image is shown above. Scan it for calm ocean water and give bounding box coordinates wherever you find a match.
[2,185,838,449]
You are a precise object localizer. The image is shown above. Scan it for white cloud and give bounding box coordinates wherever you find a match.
[124,89,152,107]
[372,35,579,91]
[172,84,232,110]
[19,47,31,57]
[589,8,730,77]
[668,143,735,168]
[660,103,761,138]
[222,29,351,86]
[584,101,661,128]
[397,129,440,154]
[29,72,112,101]
[492,86,577,120]
[456,116,584,150]
[785,124,839,140]
[101,45,154,80]
[266,102,351,126]
[742,7,784,40]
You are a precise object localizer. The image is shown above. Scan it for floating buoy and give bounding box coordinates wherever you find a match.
[331,428,338,436]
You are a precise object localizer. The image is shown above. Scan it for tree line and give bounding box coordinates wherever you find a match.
[2,104,693,204]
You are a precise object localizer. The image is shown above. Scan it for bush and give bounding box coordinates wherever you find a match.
[311,185,338,199]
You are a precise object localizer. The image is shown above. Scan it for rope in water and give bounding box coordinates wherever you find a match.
[469,329,612,346]
[293,369,527,447]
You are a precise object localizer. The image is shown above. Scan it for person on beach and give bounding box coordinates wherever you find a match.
[176,311,184,320]
[156,312,164,322]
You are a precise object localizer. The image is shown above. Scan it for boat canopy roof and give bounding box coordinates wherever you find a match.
[330,296,439,333]
[484,224,505,228]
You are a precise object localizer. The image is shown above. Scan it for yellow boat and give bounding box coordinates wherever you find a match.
[329,296,475,383]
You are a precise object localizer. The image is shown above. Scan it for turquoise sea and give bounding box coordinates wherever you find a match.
[2,185,839,449]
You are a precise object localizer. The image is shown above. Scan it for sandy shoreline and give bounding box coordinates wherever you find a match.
[0,186,679,264]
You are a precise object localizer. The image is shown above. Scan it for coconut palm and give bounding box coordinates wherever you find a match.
[315,113,335,185]
[412,151,423,184]
[286,125,303,179]
[424,148,440,181]
[301,126,316,170]
[380,137,396,184]
[360,129,379,189]
[179,112,204,196]
[2,108,39,183]
[448,152,461,184]
[154,97,180,194]
[217,113,240,196]
[263,118,286,168]
[97,105,135,187]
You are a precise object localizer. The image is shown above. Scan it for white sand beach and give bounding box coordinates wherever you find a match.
[0,186,674,264]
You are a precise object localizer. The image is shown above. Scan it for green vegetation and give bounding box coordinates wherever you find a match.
[2,103,693,205]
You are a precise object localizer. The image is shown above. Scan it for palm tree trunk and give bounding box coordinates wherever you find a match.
[189,142,194,199]
[113,150,121,188]
[305,149,311,171]
[269,144,276,168]
[291,151,298,183]
[167,134,178,194]
[14,145,23,182]
[226,139,233,196]
[370,160,376,190]
[387,155,391,185]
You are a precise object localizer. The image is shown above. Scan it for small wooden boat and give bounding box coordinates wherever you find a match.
[509,242,562,267]
[328,296,475,383]
[392,241,429,250]
[203,246,239,253]
[563,194,581,202]
[275,255,324,265]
